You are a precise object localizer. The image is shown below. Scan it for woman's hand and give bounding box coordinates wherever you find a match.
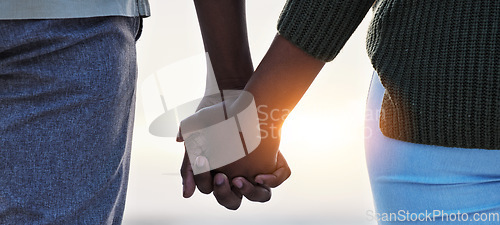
[179,150,290,210]
[177,91,291,210]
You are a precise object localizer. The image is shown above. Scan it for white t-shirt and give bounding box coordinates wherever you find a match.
[0,0,150,19]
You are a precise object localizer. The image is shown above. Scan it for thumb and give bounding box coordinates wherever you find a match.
[193,155,211,175]
[192,156,214,194]
[254,151,291,188]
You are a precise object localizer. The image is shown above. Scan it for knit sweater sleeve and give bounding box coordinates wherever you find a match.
[277,0,375,62]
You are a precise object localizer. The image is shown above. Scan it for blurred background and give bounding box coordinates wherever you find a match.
[123,0,376,224]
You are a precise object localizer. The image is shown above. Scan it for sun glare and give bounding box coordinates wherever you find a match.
[280,109,364,151]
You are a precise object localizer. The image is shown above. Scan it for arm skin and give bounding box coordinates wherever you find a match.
[194,0,253,90]
[180,0,291,210]
[214,34,325,181]
[244,35,325,128]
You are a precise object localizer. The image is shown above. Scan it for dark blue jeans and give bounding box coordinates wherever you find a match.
[0,16,141,224]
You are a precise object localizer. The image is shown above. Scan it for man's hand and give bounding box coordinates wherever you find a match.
[180,150,290,210]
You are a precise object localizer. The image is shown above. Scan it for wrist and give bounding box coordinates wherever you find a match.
[228,93,286,143]
[217,78,250,90]
[214,64,253,90]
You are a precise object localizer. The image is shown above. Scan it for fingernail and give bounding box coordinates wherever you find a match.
[255,177,264,185]
[195,156,205,167]
[234,179,243,189]
[215,175,225,186]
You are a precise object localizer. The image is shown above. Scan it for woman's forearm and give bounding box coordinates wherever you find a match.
[242,35,325,128]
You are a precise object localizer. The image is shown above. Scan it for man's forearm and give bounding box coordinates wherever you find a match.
[194,0,253,90]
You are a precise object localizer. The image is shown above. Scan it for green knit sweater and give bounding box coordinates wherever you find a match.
[278,0,500,149]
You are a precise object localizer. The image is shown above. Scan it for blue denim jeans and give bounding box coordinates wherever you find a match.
[365,72,500,224]
[0,16,141,224]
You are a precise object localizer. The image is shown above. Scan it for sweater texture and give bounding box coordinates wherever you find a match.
[278,0,500,149]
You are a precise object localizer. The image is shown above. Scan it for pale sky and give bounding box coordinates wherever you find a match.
[124,0,376,224]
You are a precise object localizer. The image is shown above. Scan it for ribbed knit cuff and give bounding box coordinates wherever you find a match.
[277,0,374,62]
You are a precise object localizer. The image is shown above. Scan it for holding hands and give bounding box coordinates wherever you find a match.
[180,0,323,210]
[177,90,291,209]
